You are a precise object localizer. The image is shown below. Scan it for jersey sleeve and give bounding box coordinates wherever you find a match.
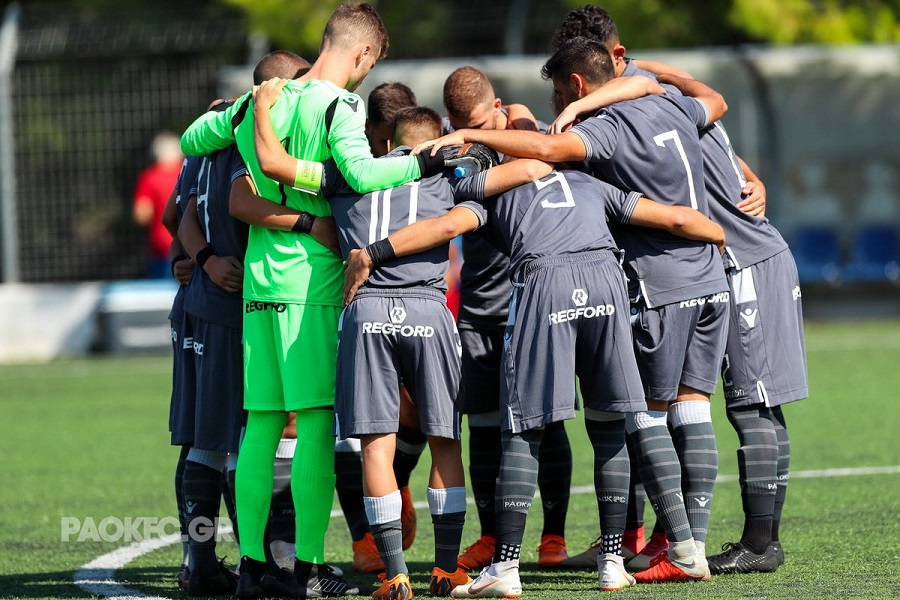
[229,147,248,184]
[180,94,249,156]
[605,189,644,225]
[571,112,619,162]
[327,94,422,193]
[453,200,488,230]
[447,171,488,201]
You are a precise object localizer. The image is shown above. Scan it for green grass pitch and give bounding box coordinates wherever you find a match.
[0,318,898,599]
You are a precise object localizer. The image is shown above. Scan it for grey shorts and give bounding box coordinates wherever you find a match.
[459,327,505,415]
[631,289,730,402]
[501,251,646,433]
[335,287,462,440]
[189,315,246,453]
[169,317,196,446]
[723,249,809,408]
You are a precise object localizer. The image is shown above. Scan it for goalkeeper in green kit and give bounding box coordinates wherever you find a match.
[180,3,445,597]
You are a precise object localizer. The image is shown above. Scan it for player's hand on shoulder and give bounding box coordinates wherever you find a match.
[343,248,374,306]
[252,77,288,110]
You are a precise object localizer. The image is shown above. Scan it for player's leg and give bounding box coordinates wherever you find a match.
[361,433,406,577]
[394,291,470,597]
[535,420,571,567]
[185,317,244,596]
[335,436,384,573]
[457,328,503,572]
[669,392,717,554]
[425,436,470,596]
[770,405,790,566]
[584,412,635,591]
[457,426,541,598]
[268,432,296,570]
[572,257,644,591]
[283,303,357,597]
[169,315,195,589]
[705,404,779,574]
[672,296,729,555]
[236,305,300,596]
[623,436,648,559]
[395,387,426,550]
[625,301,708,582]
[174,445,191,588]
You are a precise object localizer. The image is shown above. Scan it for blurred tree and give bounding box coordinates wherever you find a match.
[730,0,900,44]
[19,0,900,55]
[220,0,341,57]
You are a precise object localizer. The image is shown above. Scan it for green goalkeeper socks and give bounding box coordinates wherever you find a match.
[291,409,336,563]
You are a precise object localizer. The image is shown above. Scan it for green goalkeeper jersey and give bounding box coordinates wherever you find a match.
[180,79,423,305]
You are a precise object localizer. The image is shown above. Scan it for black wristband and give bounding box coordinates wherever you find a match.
[364,238,396,266]
[195,246,214,269]
[170,254,186,278]
[416,150,445,178]
[291,211,316,234]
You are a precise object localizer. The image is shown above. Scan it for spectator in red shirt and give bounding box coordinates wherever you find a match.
[133,131,183,278]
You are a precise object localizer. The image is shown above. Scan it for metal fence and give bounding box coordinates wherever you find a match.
[0,3,247,282]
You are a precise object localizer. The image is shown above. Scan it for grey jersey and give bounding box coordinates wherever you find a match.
[571,92,727,307]
[183,145,249,330]
[168,156,203,323]
[455,169,641,282]
[620,60,788,270]
[328,148,485,291]
[700,123,788,270]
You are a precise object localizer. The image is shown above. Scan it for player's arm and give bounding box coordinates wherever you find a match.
[180,95,246,156]
[249,79,442,194]
[229,175,341,256]
[415,128,587,164]
[549,76,664,134]
[343,205,483,305]
[161,186,194,284]
[483,159,554,196]
[657,73,728,125]
[178,196,243,294]
[328,96,444,193]
[736,156,766,217]
[251,78,326,193]
[628,196,726,253]
[631,59,694,80]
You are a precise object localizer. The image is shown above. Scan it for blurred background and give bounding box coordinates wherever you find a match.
[0,0,898,360]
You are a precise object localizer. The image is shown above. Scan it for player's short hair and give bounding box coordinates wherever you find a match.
[253,50,310,85]
[551,4,619,52]
[542,37,615,87]
[392,106,442,147]
[443,66,495,120]
[368,82,417,127]
[322,2,389,60]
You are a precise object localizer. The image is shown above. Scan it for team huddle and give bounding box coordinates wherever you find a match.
[165,2,809,598]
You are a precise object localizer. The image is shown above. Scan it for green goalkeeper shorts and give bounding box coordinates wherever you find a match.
[243,300,341,411]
